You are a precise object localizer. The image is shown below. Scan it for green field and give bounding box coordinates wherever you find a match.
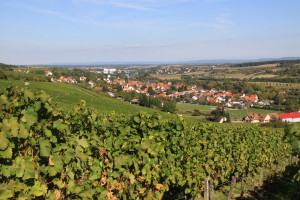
[251,81,300,89]
[0,80,172,117]
[227,108,284,121]
[177,103,284,121]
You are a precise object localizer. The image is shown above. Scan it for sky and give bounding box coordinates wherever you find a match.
[0,0,300,65]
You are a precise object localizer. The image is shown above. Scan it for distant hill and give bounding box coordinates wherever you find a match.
[181,57,300,65]
[29,57,300,67]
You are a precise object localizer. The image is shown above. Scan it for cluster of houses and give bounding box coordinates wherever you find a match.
[91,78,264,108]
[45,71,299,120]
[245,112,300,123]
[51,76,77,84]
[155,65,209,75]
[37,70,300,123]
[47,72,279,109]
[14,69,30,73]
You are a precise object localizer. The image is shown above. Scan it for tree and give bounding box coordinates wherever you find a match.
[0,69,7,79]
[166,89,171,95]
[116,84,123,93]
[141,85,147,90]
[124,93,132,102]
[225,113,231,123]
[273,93,282,105]
[162,100,176,113]
[192,109,201,116]
[285,98,299,112]
[150,97,162,109]
[170,85,177,91]
[147,87,155,95]
[139,93,149,107]
[235,95,241,100]
[209,107,230,122]
[178,85,187,92]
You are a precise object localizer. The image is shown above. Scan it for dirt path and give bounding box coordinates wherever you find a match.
[72,85,97,97]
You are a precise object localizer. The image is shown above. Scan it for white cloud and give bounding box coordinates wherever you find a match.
[85,43,169,52]
[215,12,232,26]
[1,2,85,23]
[0,1,109,26]
[192,12,233,32]
[71,0,195,11]
[71,0,156,11]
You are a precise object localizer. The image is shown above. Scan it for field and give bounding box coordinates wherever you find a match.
[150,74,181,80]
[152,63,285,81]
[0,80,172,117]
[218,63,279,70]
[251,81,300,89]
[210,64,282,79]
[177,103,284,121]
[224,74,277,79]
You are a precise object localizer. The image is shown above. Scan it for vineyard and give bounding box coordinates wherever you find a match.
[0,80,170,117]
[0,86,294,199]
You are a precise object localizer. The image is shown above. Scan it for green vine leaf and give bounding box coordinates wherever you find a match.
[39,139,51,157]
[0,190,13,200]
[0,132,9,150]
[30,181,47,197]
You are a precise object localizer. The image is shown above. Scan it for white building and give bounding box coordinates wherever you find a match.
[45,71,53,76]
[279,113,300,122]
[103,69,116,74]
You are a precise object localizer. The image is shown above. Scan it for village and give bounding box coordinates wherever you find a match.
[43,69,300,123]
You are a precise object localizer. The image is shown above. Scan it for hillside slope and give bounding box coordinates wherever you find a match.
[0,80,171,117]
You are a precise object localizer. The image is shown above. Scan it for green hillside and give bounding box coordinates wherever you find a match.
[0,80,171,118]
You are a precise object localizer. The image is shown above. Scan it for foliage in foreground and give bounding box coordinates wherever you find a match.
[284,124,300,181]
[0,86,292,199]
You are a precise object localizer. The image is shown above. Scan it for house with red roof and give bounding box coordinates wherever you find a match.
[66,78,76,84]
[45,71,53,76]
[208,97,220,103]
[159,93,167,98]
[245,112,280,123]
[225,91,232,97]
[244,96,250,101]
[59,76,66,82]
[51,77,58,83]
[279,113,300,122]
[88,80,96,87]
[250,94,258,102]
[176,92,185,97]
[80,77,86,81]
[225,102,234,107]
[210,88,218,93]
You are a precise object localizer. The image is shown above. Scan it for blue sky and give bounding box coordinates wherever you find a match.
[1,0,300,64]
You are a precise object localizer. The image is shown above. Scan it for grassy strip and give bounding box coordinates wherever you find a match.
[177,103,284,121]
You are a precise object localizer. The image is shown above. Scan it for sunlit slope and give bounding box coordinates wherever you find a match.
[0,80,170,116]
